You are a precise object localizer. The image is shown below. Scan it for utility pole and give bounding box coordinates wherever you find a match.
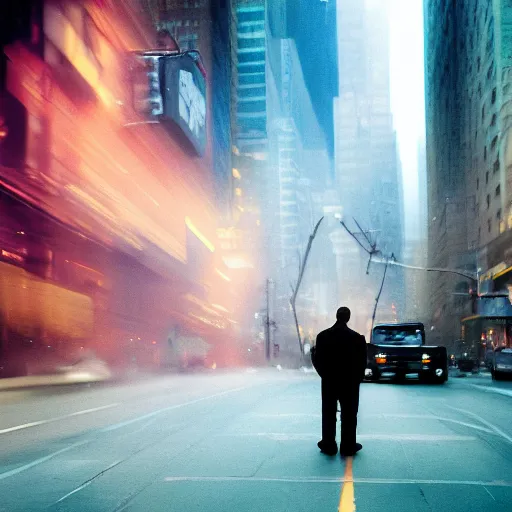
[265,278,273,361]
[371,256,392,332]
[290,217,324,360]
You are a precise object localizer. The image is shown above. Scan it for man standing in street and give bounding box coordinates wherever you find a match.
[311,307,367,456]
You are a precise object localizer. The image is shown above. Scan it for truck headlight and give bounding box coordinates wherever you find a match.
[375,353,387,364]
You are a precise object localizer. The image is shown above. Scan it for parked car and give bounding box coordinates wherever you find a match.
[491,347,512,380]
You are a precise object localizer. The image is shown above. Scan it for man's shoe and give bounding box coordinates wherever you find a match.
[317,440,338,456]
[340,443,363,457]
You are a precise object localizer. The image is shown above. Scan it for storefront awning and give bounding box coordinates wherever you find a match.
[493,265,512,280]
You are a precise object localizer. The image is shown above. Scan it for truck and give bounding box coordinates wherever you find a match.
[364,322,448,384]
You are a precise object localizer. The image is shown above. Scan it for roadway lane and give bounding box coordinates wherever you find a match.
[0,371,511,511]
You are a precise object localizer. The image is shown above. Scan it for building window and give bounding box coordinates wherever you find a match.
[488,219,492,232]
[482,105,485,121]
[484,146,487,161]
[497,208,502,220]
[487,62,494,80]
[491,135,498,151]
[478,83,482,98]
[492,88,497,104]
[496,184,501,196]
[477,56,481,71]
[494,156,500,173]
[477,178,479,189]
[486,171,489,184]
[491,113,497,126]
[487,194,491,209]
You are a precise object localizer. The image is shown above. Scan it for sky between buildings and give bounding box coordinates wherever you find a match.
[388,0,426,241]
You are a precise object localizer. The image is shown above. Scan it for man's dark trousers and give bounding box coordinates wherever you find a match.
[321,378,360,450]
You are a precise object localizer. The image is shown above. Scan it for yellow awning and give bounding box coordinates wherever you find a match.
[493,265,512,280]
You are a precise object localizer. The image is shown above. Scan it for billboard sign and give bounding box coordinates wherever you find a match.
[161,52,207,156]
[132,51,207,157]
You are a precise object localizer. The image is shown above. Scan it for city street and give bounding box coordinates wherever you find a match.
[0,370,511,512]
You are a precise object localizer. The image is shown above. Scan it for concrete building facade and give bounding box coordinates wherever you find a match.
[424,0,512,346]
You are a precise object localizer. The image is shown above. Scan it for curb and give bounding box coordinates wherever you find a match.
[0,373,111,391]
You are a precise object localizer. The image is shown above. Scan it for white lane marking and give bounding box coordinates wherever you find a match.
[0,404,119,435]
[484,486,496,501]
[223,433,476,442]
[0,440,89,481]
[446,406,512,444]
[251,413,321,418]
[163,476,512,488]
[165,476,342,483]
[55,459,122,503]
[101,386,249,432]
[55,481,93,503]
[468,384,512,398]
[354,478,512,487]
[365,413,494,434]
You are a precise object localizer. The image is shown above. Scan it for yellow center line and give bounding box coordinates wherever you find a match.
[339,456,356,512]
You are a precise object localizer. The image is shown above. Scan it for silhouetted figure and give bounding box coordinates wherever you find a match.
[312,307,367,456]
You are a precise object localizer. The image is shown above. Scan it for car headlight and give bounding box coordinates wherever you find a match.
[375,353,387,364]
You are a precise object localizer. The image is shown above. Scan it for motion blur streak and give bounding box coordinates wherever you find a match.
[0,0,249,377]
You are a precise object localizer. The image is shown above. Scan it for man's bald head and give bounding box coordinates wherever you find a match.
[336,307,351,324]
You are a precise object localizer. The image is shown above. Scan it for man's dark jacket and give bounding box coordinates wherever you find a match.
[311,323,367,383]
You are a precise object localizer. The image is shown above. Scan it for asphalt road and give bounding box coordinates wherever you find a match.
[0,370,511,512]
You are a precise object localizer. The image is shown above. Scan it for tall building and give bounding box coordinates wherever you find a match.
[333,0,404,333]
[279,0,338,162]
[403,140,428,324]
[424,0,512,348]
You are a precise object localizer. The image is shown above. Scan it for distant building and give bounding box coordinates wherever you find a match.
[333,0,404,331]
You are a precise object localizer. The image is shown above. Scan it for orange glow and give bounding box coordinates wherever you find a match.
[422,358,431,364]
[66,260,104,277]
[222,255,254,269]
[189,312,226,329]
[212,303,230,313]
[0,262,93,339]
[234,188,242,197]
[185,217,215,252]
[0,117,7,139]
[232,168,241,179]
[1,250,24,263]
[185,294,223,317]
[215,268,231,282]
[376,357,387,364]
[44,6,115,106]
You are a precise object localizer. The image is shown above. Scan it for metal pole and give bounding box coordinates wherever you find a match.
[265,278,271,361]
[371,257,390,333]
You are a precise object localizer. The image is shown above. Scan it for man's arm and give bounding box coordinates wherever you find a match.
[312,333,326,378]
